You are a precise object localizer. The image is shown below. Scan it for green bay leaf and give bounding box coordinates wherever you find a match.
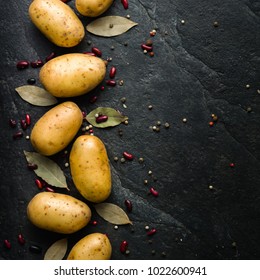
[24,151,69,190]
[44,238,68,260]
[15,85,58,106]
[86,107,128,128]
[86,16,138,37]
[94,203,132,225]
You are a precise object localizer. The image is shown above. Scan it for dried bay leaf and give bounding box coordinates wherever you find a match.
[15,85,58,106]
[94,203,132,225]
[86,16,138,37]
[44,238,68,260]
[24,151,69,190]
[86,107,128,128]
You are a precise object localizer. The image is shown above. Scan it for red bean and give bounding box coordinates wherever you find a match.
[30,59,44,68]
[18,234,25,245]
[124,199,132,212]
[9,119,17,128]
[90,220,98,226]
[150,187,159,197]
[45,186,55,192]
[20,119,27,130]
[89,95,98,103]
[120,240,128,253]
[4,239,11,249]
[35,179,43,189]
[123,151,134,160]
[45,52,56,62]
[96,115,108,123]
[16,60,29,69]
[109,66,117,78]
[83,52,96,56]
[141,44,153,52]
[106,80,116,87]
[25,114,31,126]
[13,131,23,139]
[147,228,157,236]
[121,0,128,9]
[82,111,87,118]
[91,47,102,57]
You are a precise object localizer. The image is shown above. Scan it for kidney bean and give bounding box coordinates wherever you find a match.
[96,115,108,123]
[30,59,44,68]
[91,47,102,57]
[121,0,128,9]
[106,80,116,87]
[141,44,153,52]
[124,199,132,212]
[109,66,117,78]
[13,131,23,139]
[45,52,56,62]
[123,152,134,160]
[120,240,128,253]
[9,119,17,128]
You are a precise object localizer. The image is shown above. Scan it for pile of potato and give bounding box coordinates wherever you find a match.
[26,0,116,260]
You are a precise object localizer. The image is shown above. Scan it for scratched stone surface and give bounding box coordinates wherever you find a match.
[0,0,259,260]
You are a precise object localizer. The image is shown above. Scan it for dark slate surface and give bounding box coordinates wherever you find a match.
[0,0,259,260]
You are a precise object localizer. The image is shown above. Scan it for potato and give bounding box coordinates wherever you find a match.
[39,53,106,98]
[76,0,114,17]
[27,192,91,234]
[30,101,82,156]
[67,233,112,260]
[69,135,111,203]
[29,0,85,47]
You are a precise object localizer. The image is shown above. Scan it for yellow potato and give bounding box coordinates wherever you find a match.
[29,0,85,47]
[70,135,111,203]
[39,53,106,98]
[30,101,82,156]
[76,0,114,17]
[67,233,112,260]
[27,192,91,234]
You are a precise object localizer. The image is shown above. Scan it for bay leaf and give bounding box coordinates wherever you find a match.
[86,16,138,37]
[15,85,58,106]
[24,151,69,190]
[86,107,128,128]
[44,238,68,260]
[94,203,132,225]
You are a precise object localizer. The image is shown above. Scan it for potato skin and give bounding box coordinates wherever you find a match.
[39,53,106,98]
[27,192,91,234]
[29,0,85,47]
[70,135,111,203]
[76,0,114,17]
[67,233,112,260]
[30,101,82,156]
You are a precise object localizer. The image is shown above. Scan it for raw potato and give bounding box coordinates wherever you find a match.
[27,192,91,234]
[70,135,111,203]
[76,0,114,17]
[30,101,82,156]
[29,0,85,47]
[67,233,112,260]
[39,53,106,98]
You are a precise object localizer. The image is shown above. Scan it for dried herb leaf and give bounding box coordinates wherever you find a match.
[86,107,128,128]
[86,16,138,37]
[24,151,69,190]
[94,203,132,225]
[44,238,68,260]
[15,85,58,106]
